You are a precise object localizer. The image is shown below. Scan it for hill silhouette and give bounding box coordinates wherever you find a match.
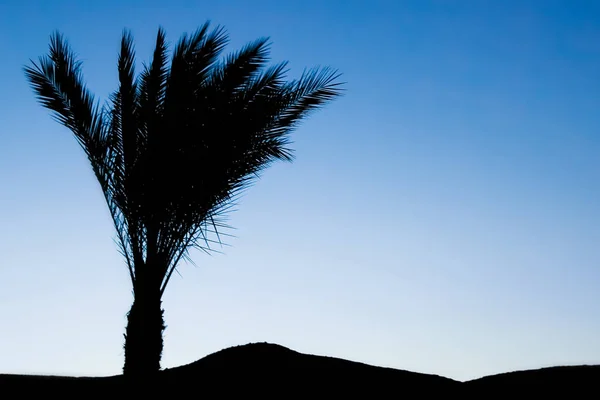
[161,342,461,395]
[464,364,600,396]
[1,342,598,396]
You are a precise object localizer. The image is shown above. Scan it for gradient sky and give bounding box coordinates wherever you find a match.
[1,0,599,382]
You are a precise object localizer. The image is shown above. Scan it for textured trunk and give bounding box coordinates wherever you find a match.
[122,276,165,377]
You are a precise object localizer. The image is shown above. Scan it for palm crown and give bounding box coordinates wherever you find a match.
[25,24,343,295]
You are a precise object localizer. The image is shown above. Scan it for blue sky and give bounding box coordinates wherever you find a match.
[0,0,599,381]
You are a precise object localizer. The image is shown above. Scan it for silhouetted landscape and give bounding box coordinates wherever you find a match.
[3,2,599,395]
[1,343,598,396]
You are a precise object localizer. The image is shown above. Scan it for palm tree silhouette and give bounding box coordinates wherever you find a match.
[24,23,344,377]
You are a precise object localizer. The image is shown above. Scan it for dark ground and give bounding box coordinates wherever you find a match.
[1,342,598,397]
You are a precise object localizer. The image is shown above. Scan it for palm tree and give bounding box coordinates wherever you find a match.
[24,23,343,377]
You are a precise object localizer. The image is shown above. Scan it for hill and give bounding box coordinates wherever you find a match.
[1,342,598,396]
[464,364,600,395]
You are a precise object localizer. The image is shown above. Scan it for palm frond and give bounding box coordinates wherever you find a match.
[136,26,169,267]
[275,66,345,133]
[24,32,104,160]
[210,37,271,94]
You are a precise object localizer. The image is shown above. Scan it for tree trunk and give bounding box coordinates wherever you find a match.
[122,280,165,377]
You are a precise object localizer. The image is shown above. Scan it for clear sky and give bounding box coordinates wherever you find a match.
[0,0,599,382]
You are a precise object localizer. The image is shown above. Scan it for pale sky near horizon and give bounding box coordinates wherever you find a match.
[0,0,599,382]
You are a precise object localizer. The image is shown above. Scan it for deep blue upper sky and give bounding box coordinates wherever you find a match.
[0,0,599,381]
